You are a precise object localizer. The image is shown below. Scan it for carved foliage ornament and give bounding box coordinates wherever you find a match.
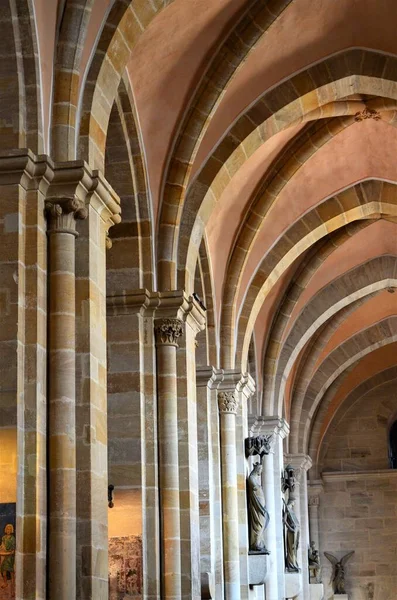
[218,391,238,414]
[45,197,88,234]
[154,318,183,346]
[354,107,381,122]
[245,435,273,460]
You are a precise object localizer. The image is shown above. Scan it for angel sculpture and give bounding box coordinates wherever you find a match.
[324,550,355,594]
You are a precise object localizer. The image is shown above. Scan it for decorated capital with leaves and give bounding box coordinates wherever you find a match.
[154,318,184,346]
[218,391,238,414]
[45,197,88,234]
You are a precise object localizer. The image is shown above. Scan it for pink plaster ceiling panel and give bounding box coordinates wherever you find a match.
[206,125,303,320]
[312,290,397,374]
[285,219,397,339]
[127,0,247,222]
[319,342,397,441]
[236,119,397,315]
[193,0,397,173]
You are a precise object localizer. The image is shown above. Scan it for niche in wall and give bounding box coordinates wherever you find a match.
[389,420,397,469]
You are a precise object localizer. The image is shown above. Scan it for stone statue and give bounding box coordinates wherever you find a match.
[283,496,300,572]
[247,462,270,553]
[324,551,354,594]
[308,540,321,583]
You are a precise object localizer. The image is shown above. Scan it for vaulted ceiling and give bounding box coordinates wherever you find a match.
[16,0,397,472]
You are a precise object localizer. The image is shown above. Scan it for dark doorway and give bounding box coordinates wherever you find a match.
[389,421,397,469]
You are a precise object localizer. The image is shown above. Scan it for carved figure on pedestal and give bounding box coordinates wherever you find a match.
[324,550,354,594]
[283,497,300,572]
[247,462,270,553]
[308,540,321,583]
[282,465,300,572]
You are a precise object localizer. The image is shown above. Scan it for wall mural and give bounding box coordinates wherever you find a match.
[109,535,142,599]
[0,504,16,600]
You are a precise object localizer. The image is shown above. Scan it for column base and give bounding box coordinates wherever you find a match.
[310,582,324,600]
[248,553,268,586]
[285,571,302,599]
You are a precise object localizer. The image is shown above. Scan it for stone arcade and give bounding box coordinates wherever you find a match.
[1,1,397,599]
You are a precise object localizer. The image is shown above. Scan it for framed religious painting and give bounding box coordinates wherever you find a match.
[0,503,16,600]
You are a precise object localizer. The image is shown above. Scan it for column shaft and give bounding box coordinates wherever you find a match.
[155,319,183,599]
[218,392,240,600]
[48,229,77,598]
[262,452,278,600]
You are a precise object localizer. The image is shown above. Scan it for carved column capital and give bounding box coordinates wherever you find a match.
[249,415,289,440]
[308,480,324,506]
[45,197,88,235]
[308,495,320,507]
[217,391,238,414]
[154,318,183,347]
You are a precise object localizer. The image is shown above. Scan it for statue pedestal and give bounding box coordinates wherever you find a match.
[285,571,302,599]
[331,596,349,600]
[309,583,324,600]
[248,553,268,586]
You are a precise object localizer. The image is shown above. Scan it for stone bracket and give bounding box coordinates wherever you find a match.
[248,553,268,586]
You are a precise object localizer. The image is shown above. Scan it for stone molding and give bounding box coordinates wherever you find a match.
[196,365,222,388]
[322,468,397,482]
[285,453,313,482]
[0,149,121,231]
[106,289,206,334]
[249,415,290,440]
[217,391,238,414]
[154,318,183,347]
[45,197,88,235]
[307,480,324,503]
[240,372,256,402]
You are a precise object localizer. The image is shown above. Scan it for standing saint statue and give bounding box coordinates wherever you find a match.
[308,540,321,583]
[324,551,354,594]
[247,462,270,553]
[283,496,300,572]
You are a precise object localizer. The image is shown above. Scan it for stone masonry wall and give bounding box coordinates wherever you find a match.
[319,381,397,600]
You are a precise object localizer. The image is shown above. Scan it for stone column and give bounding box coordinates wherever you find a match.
[196,366,224,599]
[74,172,120,600]
[285,454,313,599]
[45,196,87,599]
[216,370,244,600]
[176,299,205,600]
[236,375,256,599]
[307,481,324,554]
[251,417,289,600]
[107,289,161,598]
[154,316,184,599]
[0,151,49,600]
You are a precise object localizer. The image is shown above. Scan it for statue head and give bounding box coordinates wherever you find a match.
[252,462,262,476]
[4,524,13,535]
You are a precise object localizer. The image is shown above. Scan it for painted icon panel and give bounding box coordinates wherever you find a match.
[0,503,16,600]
